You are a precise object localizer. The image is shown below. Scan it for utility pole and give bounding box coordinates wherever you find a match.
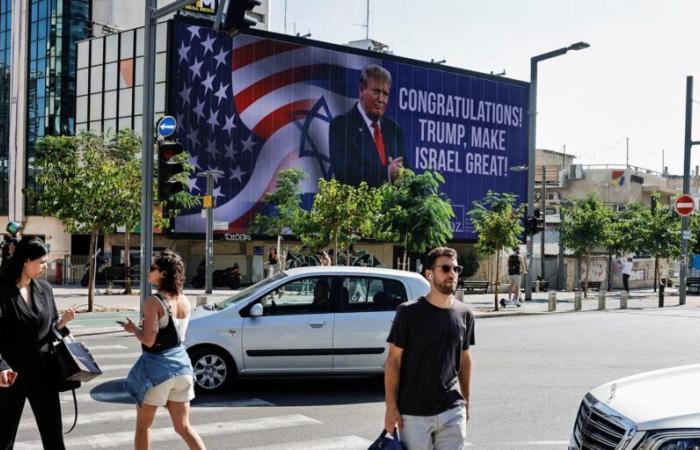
[626,137,629,169]
[540,166,546,280]
[662,148,665,174]
[365,0,370,39]
[198,170,223,294]
[140,0,196,313]
[680,76,700,306]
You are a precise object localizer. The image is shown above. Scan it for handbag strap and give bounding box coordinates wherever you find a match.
[64,388,78,434]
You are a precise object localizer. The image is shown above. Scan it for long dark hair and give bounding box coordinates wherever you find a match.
[0,237,48,286]
[153,250,185,296]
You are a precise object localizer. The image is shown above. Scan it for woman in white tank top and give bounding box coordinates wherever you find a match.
[122,251,206,450]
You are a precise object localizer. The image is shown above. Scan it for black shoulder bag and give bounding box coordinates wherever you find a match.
[51,327,103,433]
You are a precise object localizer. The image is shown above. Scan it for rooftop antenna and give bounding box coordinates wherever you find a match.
[365,0,370,39]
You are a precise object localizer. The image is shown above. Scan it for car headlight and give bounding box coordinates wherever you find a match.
[639,431,700,450]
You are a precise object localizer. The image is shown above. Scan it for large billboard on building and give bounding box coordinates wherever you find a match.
[170,20,529,240]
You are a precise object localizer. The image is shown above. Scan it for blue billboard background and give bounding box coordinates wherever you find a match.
[170,21,529,240]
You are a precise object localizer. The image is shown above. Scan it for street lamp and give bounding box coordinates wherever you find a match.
[525,41,590,301]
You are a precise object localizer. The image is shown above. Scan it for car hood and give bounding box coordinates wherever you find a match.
[189,305,220,321]
[589,364,700,430]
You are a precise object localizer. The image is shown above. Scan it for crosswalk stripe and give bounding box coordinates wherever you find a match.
[91,352,140,360]
[238,435,373,450]
[21,400,275,431]
[86,345,128,350]
[15,414,319,449]
[60,390,275,407]
[97,363,133,371]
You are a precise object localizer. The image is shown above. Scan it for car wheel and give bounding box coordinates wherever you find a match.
[189,346,235,394]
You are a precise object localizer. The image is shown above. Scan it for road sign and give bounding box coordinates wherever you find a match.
[202,195,213,209]
[683,230,692,240]
[157,116,177,138]
[675,194,695,216]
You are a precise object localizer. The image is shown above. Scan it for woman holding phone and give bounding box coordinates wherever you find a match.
[0,237,76,449]
[122,250,205,450]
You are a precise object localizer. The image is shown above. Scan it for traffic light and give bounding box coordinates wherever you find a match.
[222,0,262,35]
[525,216,539,235]
[158,141,186,201]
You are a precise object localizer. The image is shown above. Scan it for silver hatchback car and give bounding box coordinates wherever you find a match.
[185,266,430,393]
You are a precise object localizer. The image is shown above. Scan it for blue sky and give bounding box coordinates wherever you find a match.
[268,0,700,174]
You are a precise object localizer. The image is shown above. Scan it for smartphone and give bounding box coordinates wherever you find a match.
[115,320,126,325]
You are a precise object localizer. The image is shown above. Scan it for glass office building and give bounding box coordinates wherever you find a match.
[24,0,91,214]
[0,0,10,216]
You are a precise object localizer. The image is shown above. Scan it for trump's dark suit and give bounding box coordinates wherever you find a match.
[329,103,405,187]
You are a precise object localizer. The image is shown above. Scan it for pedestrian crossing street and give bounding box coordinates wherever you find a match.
[13,333,377,450]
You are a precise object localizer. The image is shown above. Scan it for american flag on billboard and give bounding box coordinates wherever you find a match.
[172,22,379,233]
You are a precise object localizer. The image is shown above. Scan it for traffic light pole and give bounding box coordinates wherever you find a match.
[205,174,214,294]
[140,0,193,313]
[680,76,700,306]
[540,165,546,281]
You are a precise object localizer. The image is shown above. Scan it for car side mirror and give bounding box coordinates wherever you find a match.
[250,303,263,317]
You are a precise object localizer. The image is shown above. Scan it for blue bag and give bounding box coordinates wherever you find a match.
[368,429,406,450]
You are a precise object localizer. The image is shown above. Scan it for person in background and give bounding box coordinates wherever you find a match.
[318,251,332,266]
[0,222,21,270]
[621,256,633,292]
[0,237,76,449]
[122,250,205,450]
[506,247,527,307]
[267,247,279,278]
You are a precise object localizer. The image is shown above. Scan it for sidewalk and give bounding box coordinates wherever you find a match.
[463,287,700,317]
[52,285,700,336]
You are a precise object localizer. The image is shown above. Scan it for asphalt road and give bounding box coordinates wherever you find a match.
[12,305,700,449]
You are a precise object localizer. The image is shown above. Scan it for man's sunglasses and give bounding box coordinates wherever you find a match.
[436,264,463,275]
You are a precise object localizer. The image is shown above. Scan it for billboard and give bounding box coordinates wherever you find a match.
[170,20,529,240]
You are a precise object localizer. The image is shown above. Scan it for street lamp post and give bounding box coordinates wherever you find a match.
[525,41,590,301]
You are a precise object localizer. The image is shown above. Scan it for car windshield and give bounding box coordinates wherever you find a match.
[213,272,288,310]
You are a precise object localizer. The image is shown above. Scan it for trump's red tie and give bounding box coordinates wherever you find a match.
[371,121,387,166]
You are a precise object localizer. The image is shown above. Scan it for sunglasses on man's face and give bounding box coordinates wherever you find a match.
[436,264,463,275]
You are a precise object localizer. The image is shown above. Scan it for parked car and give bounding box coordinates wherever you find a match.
[570,364,700,449]
[185,266,430,393]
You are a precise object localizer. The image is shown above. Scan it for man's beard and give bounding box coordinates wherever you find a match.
[435,281,457,296]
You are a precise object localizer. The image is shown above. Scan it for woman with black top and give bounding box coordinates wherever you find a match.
[267,247,279,277]
[0,237,76,450]
[122,251,205,450]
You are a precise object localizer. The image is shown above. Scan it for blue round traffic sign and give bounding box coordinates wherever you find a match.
[157,116,177,138]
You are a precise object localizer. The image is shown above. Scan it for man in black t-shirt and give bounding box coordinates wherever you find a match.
[385,247,475,450]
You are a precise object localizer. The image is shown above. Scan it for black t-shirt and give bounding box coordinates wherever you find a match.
[508,254,521,275]
[387,296,475,416]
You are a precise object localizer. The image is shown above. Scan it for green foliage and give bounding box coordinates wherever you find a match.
[637,193,682,259]
[560,193,612,256]
[606,203,646,255]
[302,178,347,263]
[250,168,306,238]
[467,191,524,310]
[378,170,454,262]
[467,191,524,257]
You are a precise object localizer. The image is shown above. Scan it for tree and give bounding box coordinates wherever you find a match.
[30,132,131,311]
[467,191,525,311]
[638,193,682,291]
[604,203,645,290]
[560,193,612,298]
[378,170,454,269]
[303,178,347,265]
[337,182,382,265]
[29,131,198,307]
[250,168,306,260]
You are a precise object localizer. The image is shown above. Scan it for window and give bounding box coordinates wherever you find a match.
[90,38,103,66]
[260,277,334,316]
[339,277,408,312]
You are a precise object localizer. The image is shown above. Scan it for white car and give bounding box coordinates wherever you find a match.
[570,364,700,449]
[185,266,430,393]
